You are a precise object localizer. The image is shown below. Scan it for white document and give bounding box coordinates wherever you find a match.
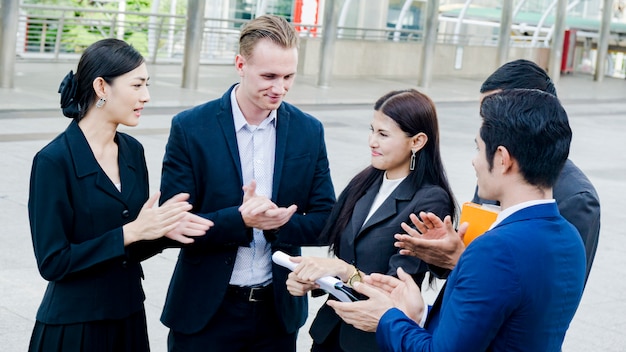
[272,251,357,302]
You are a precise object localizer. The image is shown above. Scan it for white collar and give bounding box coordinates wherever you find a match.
[489,199,555,230]
[231,85,277,131]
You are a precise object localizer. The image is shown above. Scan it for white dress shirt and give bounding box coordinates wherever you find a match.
[229,86,276,287]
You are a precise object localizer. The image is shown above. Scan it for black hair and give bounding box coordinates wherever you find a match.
[479,89,572,188]
[323,89,457,253]
[480,59,557,97]
[59,38,145,120]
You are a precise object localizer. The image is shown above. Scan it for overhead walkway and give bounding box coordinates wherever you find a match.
[440,6,626,51]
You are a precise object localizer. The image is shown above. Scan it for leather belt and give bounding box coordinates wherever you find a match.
[226,284,273,302]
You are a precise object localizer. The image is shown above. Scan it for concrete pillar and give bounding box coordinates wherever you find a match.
[181,0,206,89]
[548,0,567,85]
[317,0,339,88]
[497,0,513,67]
[0,0,19,88]
[419,0,439,88]
[594,0,612,82]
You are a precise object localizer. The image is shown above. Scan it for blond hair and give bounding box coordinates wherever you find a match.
[239,15,299,59]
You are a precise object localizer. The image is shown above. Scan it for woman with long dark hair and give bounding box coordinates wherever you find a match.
[286,89,457,352]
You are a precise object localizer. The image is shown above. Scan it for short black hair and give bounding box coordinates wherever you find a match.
[480,59,557,97]
[479,89,571,188]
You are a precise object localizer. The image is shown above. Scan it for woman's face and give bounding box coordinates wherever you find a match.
[104,63,150,127]
[369,110,413,179]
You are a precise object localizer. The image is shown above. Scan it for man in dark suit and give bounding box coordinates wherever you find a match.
[327,89,586,351]
[159,15,335,351]
[393,60,600,286]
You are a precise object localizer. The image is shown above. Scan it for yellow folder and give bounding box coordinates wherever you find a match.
[459,202,499,246]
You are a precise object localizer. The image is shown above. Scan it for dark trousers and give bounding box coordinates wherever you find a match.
[168,289,296,352]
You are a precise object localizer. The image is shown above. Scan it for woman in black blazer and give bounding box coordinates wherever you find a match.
[27,39,212,352]
[286,89,457,352]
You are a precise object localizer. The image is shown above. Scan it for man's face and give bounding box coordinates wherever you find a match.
[472,133,498,200]
[235,38,298,116]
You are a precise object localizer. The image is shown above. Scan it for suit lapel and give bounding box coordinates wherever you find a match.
[345,182,379,248]
[272,104,289,200]
[66,121,126,204]
[217,85,244,185]
[359,178,416,235]
[116,134,137,203]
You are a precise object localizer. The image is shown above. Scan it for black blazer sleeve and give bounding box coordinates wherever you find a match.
[29,150,126,282]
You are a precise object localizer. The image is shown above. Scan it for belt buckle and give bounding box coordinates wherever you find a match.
[248,287,261,302]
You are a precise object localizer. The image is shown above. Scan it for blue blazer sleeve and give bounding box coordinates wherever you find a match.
[376,238,519,352]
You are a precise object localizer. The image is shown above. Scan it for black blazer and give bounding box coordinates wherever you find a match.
[28,120,156,324]
[309,177,452,352]
[472,159,600,283]
[159,85,336,335]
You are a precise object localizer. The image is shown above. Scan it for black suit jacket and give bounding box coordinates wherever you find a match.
[309,177,452,352]
[28,120,155,324]
[472,159,600,283]
[159,85,336,335]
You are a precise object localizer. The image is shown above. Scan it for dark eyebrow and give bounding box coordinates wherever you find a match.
[372,126,390,133]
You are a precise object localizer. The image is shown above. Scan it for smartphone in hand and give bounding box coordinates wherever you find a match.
[334,282,365,301]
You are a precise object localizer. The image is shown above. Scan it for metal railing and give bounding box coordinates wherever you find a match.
[17,4,243,63]
[16,4,427,63]
[16,4,554,64]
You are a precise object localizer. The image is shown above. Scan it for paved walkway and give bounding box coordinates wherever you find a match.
[3,61,625,111]
[1,61,625,352]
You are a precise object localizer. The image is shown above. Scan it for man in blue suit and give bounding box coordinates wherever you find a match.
[396,60,600,286]
[473,60,600,284]
[159,15,335,351]
[327,89,586,351]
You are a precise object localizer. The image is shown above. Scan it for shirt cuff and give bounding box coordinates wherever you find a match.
[418,305,429,327]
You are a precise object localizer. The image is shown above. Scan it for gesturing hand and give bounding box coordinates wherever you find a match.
[394,212,468,270]
[239,180,297,230]
[292,256,355,283]
[161,193,214,244]
[327,268,425,332]
[123,192,192,245]
[286,270,319,297]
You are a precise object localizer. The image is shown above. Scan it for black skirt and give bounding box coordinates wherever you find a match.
[28,308,150,352]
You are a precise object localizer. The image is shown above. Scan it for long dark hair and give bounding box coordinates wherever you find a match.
[323,89,457,253]
[59,38,145,120]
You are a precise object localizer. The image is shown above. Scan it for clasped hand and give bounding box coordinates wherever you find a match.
[238,180,297,230]
[394,212,469,270]
[285,256,353,297]
[123,192,213,245]
[327,267,425,332]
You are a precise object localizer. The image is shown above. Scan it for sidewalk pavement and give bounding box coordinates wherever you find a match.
[2,61,625,111]
[1,61,625,352]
